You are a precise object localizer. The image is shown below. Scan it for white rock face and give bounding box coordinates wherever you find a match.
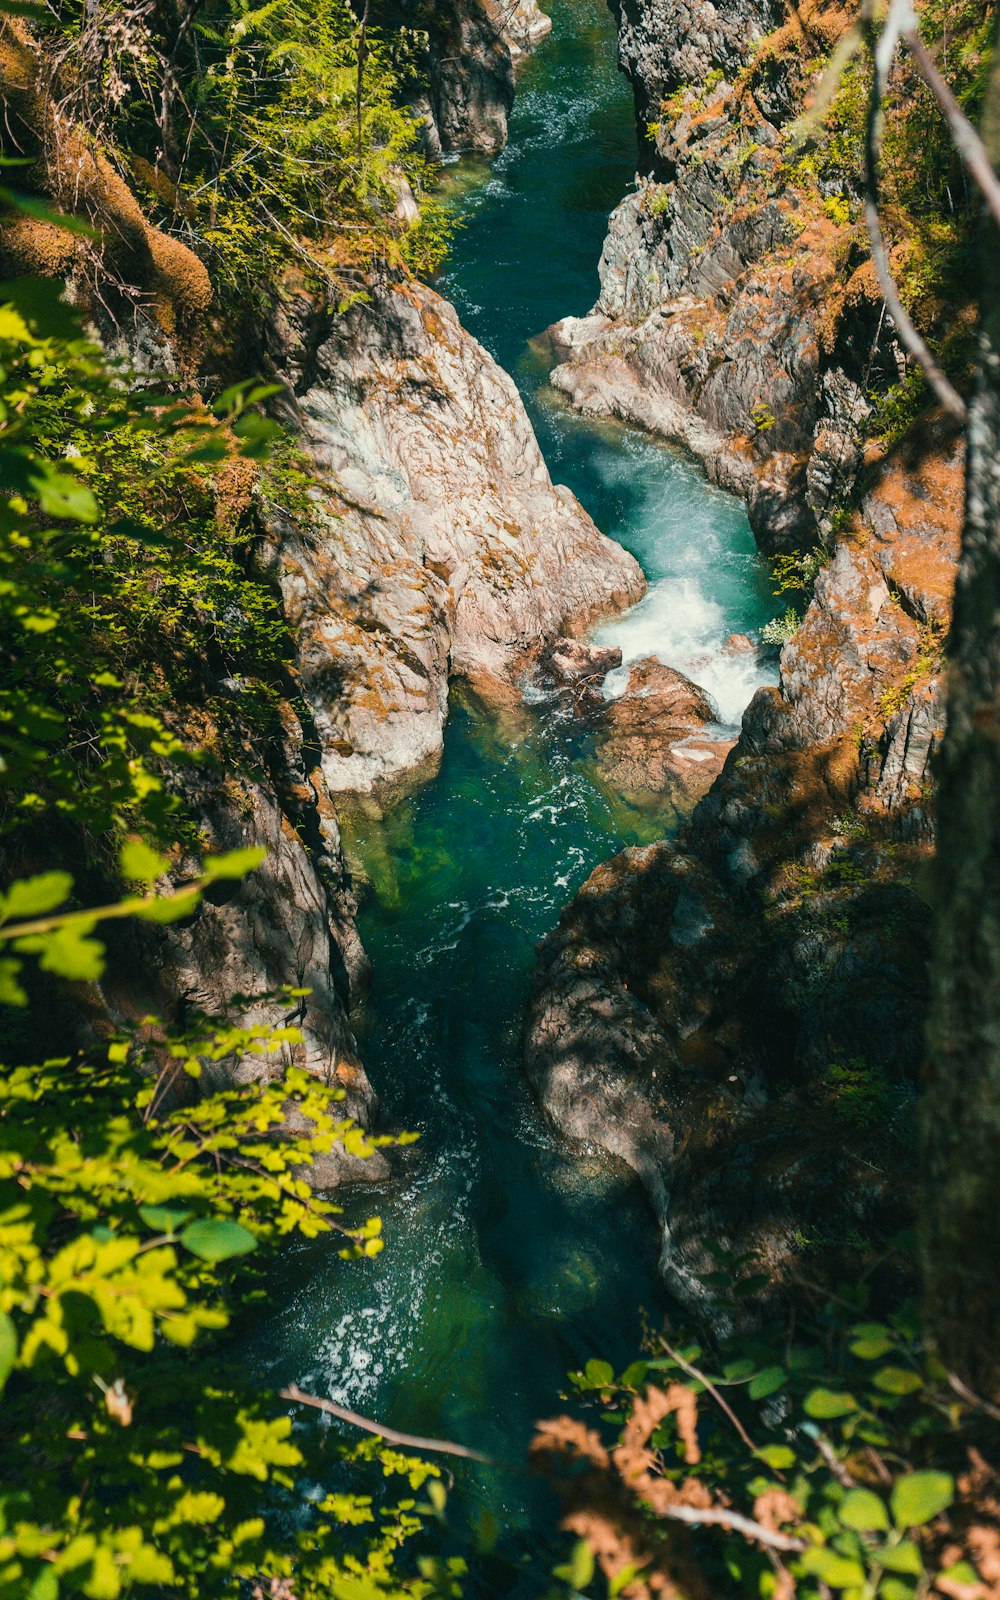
[268,278,645,794]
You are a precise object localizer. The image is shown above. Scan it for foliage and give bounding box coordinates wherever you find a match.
[37,0,453,306]
[0,1035,448,1600]
[876,622,945,723]
[537,1277,1000,1600]
[0,268,449,1597]
[868,371,931,451]
[761,608,801,647]
[0,275,293,889]
[769,548,828,599]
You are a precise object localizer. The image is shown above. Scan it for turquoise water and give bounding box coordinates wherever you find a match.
[252,0,778,1575]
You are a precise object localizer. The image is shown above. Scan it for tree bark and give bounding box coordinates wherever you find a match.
[922,38,1000,1400]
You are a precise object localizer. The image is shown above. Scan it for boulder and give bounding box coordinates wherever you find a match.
[593,658,733,801]
[543,637,623,686]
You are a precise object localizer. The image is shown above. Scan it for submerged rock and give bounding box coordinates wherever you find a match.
[542,637,624,687]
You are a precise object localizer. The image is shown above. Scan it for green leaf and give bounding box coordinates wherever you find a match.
[878,1579,917,1600]
[937,1562,980,1587]
[15,922,105,982]
[621,1361,648,1389]
[139,1205,194,1234]
[1,870,73,920]
[0,957,27,1006]
[180,1218,258,1262]
[839,1489,889,1533]
[799,1546,866,1588]
[803,1388,859,1419]
[134,890,201,924]
[872,1367,923,1396]
[876,1541,923,1575]
[555,1538,595,1593]
[748,1366,786,1400]
[30,469,98,523]
[890,1472,953,1529]
[119,840,169,884]
[0,1311,17,1391]
[26,1568,59,1600]
[723,1358,757,1381]
[849,1324,895,1360]
[583,1359,614,1389]
[203,847,266,881]
[756,1445,796,1471]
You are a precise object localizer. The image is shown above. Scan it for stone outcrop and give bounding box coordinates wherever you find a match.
[544,0,902,551]
[267,276,645,794]
[376,0,551,156]
[92,705,386,1187]
[525,416,963,1305]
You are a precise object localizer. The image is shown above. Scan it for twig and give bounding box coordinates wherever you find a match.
[280,1384,490,1463]
[863,0,967,422]
[816,1433,855,1488]
[653,1501,806,1554]
[947,1370,1000,1424]
[658,1339,758,1456]
[903,25,1000,233]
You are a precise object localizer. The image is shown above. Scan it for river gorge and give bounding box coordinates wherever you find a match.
[1,0,986,1588]
[250,0,781,1554]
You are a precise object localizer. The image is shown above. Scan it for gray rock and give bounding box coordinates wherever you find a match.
[543,637,624,685]
[267,278,644,794]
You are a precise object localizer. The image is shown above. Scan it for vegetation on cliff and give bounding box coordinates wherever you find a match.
[0,7,462,1595]
[1,0,999,1596]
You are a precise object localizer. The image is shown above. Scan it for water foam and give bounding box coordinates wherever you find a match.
[595,574,776,728]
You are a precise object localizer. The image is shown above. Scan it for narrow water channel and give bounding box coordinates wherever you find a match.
[252,0,779,1571]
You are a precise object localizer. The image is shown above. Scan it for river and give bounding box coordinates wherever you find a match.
[251,0,778,1578]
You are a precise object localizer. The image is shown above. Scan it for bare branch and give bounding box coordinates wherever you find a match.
[903,25,1000,233]
[657,1339,759,1458]
[653,1501,806,1554]
[947,1370,1000,1424]
[280,1383,491,1463]
[863,0,967,422]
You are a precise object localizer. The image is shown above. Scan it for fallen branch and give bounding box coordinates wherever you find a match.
[280,1384,490,1463]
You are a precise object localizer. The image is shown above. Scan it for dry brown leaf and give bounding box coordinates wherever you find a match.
[531,1415,610,1469]
[754,1490,801,1533]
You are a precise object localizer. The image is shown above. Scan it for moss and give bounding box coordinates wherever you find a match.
[0,19,214,358]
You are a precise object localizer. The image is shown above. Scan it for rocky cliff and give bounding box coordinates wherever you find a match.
[543,0,946,554]
[267,276,643,796]
[524,0,968,1302]
[526,413,962,1305]
[376,0,551,155]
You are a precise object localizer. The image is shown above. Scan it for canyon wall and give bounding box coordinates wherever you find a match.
[2,4,646,1178]
[525,0,965,1302]
[544,0,905,553]
[375,0,551,155]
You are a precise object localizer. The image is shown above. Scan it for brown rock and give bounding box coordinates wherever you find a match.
[544,637,624,686]
[593,658,733,801]
[723,632,755,655]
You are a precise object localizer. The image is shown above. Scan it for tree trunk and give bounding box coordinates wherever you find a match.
[922,43,1000,1400]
